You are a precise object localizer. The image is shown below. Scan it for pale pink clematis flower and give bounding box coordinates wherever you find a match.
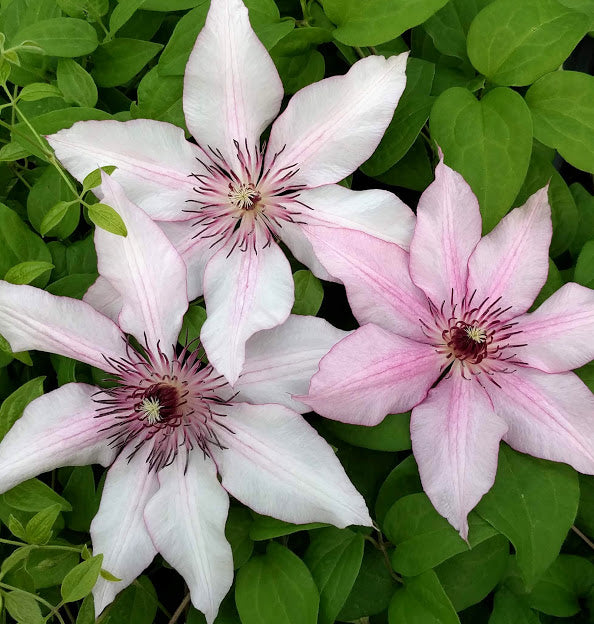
[0,175,370,622]
[45,0,414,384]
[300,156,594,539]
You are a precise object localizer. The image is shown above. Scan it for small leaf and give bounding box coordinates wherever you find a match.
[99,568,122,582]
[61,554,104,603]
[0,377,45,441]
[4,261,54,285]
[40,201,75,236]
[292,270,324,316]
[25,504,61,544]
[82,166,116,192]
[19,82,62,102]
[8,514,27,540]
[0,546,33,576]
[250,514,326,540]
[87,203,128,237]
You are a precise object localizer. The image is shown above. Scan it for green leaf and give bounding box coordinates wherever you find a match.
[430,86,532,232]
[61,554,104,603]
[569,183,594,259]
[25,503,61,544]
[362,58,435,176]
[384,493,498,576]
[19,82,62,102]
[8,514,27,540]
[273,49,325,94]
[249,514,326,540]
[323,412,411,452]
[304,527,364,624]
[576,473,594,537]
[236,542,319,624]
[4,590,43,624]
[322,0,449,46]
[531,258,564,309]
[225,506,253,569]
[91,38,163,88]
[467,0,591,86]
[4,261,53,285]
[526,71,594,174]
[39,201,76,237]
[3,478,72,512]
[0,140,32,161]
[106,575,158,623]
[62,465,100,532]
[375,454,422,524]
[338,544,397,620]
[57,59,98,108]
[27,548,80,589]
[388,570,460,624]
[292,270,324,316]
[57,0,109,19]
[489,588,540,623]
[88,203,128,236]
[435,534,509,610]
[374,135,434,191]
[575,240,594,288]
[0,377,45,441]
[178,303,207,349]
[476,444,579,587]
[141,0,206,8]
[132,67,184,128]
[75,594,96,624]
[13,18,99,57]
[109,0,146,35]
[47,274,97,299]
[82,165,117,192]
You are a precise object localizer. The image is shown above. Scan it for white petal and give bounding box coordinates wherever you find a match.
[298,184,415,251]
[96,175,189,354]
[266,53,408,187]
[91,445,159,615]
[83,277,122,323]
[0,384,116,494]
[144,452,233,624]
[211,403,372,528]
[236,315,348,413]
[183,0,283,164]
[201,236,293,385]
[411,374,507,540]
[47,119,201,220]
[0,281,127,370]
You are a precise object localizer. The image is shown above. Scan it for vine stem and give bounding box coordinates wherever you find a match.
[168,592,191,624]
[0,581,66,624]
[366,525,403,584]
[572,525,594,551]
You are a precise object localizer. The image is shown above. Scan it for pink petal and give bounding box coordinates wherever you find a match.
[301,324,442,426]
[467,187,551,319]
[210,403,371,527]
[513,283,594,373]
[0,281,127,370]
[144,452,233,624]
[266,53,408,187]
[0,384,116,494]
[96,175,188,355]
[297,184,415,251]
[484,367,594,474]
[409,156,482,306]
[302,227,433,341]
[201,236,293,385]
[160,221,219,300]
[83,277,122,323]
[236,315,348,413]
[47,119,201,221]
[411,375,507,540]
[183,0,283,165]
[91,444,159,615]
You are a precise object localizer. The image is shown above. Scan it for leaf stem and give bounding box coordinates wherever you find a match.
[168,592,191,624]
[572,524,594,551]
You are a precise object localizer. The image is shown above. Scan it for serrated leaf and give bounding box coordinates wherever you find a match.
[25,504,61,544]
[87,203,128,237]
[61,554,104,603]
[4,261,54,285]
[292,270,324,316]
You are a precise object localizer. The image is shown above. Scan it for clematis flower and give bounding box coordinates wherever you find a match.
[46,0,414,384]
[0,175,370,622]
[300,156,594,539]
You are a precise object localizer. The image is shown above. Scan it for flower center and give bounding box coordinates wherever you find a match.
[448,322,489,363]
[137,382,181,426]
[228,182,261,211]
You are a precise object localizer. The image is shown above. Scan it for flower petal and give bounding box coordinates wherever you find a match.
[484,367,594,474]
[266,53,408,187]
[467,187,551,319]
[183,0,283,164]
[47,119,201,220]
[411,374,507,540]
[211,403,371,527]
[0,280,127,370]
[301,227,433,341]
[298,184,415,250]
[409,156,482,306]
[83,277,122,323]
[0,384,116,494]
[201,236,293,385]
[236,315,348,413]
[96,174,188,354]
[160,221,220,300]
[144,452,233,624]
[513,283,594,373]
[301,324,442,426]
[91,445,159,615]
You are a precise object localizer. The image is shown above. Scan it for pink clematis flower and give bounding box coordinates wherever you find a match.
[300,156,594,539]
[0,175,370,622]
[45,0,414,384]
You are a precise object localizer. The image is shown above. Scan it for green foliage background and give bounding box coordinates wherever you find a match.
[0,0,592,622]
